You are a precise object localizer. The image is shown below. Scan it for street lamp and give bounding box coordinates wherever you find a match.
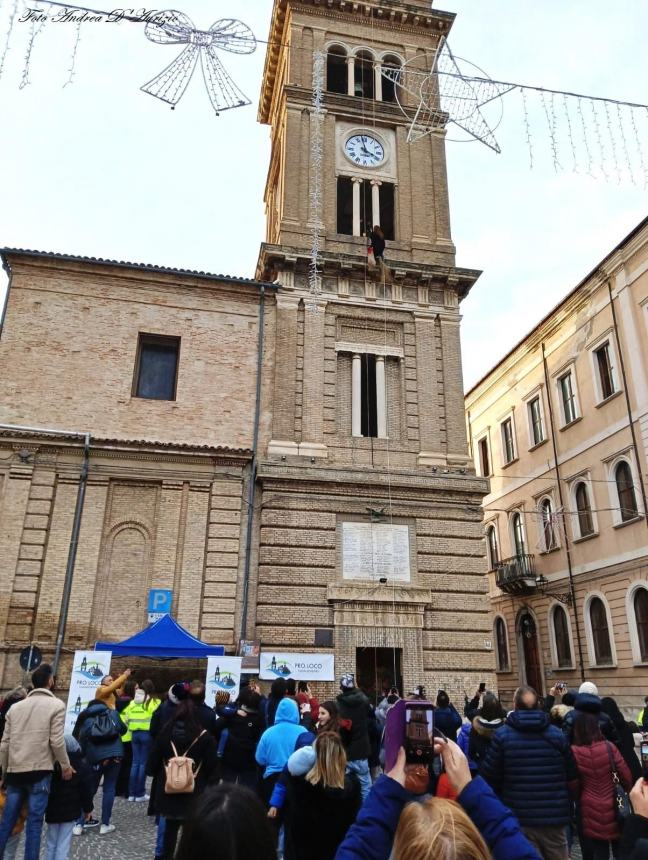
[534,574,572,606]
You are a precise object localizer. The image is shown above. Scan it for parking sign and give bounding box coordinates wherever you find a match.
[147,589,173,623]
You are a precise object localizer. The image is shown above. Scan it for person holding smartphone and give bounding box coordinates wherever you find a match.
[296,683,319,732]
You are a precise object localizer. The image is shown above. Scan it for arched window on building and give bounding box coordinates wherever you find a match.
[589,596,613,665]
[512,512,525,558]
[615,461,639,522]
[495,616,509,671]
[327,45,347,94]
[575,481,595,537]
[540,498,557,551]
[354,51,375,99]
[381,55,402,103]
[634,588,648,662]
[552,605,572,667]
[486,525,499,571]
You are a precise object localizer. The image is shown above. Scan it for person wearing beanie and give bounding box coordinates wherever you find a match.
[337,674,372,801]
[579,681,599,696]
[150,682,190,740]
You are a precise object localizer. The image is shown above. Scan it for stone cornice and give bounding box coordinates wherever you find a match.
[258,460,488,496]
[327,582,432,605]
[257,243,481,300]
[259,0,455,124]
[0,431,252,465]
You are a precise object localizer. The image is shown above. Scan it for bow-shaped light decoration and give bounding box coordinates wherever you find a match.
[141,11,257,115]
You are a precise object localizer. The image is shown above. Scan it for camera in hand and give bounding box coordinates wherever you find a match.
[641,740,648,780]
[404,703,435,764]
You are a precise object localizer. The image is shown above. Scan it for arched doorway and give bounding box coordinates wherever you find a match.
[518,610,544,695]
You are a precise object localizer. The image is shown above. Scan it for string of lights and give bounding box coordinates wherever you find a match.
[63,18,81,86]
[306,50,325,308]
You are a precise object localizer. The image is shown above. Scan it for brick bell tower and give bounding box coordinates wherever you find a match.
[252,0,493,700]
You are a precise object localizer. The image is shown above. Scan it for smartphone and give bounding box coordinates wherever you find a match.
[384,699,435,770]
[479,682,486,693]
[641,741,648,781]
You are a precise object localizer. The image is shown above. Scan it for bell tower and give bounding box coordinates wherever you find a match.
[257,0,468,275]
[251,1,493,699]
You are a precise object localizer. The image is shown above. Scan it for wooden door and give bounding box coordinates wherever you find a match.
[520,612,544,695]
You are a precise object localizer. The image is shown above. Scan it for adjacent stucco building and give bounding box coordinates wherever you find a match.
[465,216,648,711]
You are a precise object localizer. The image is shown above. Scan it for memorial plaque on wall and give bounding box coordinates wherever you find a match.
[342,522,411,582]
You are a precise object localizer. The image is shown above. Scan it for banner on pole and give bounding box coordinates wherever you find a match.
[205,656,242,707]
[65,650,112,735]
[259,652,335,681]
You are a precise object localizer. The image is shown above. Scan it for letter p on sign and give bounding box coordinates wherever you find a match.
[148,589,172,623]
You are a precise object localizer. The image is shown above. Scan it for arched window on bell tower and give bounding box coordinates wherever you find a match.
[381,55,402,103]
[354,51,375,99]
[327,45,347,94]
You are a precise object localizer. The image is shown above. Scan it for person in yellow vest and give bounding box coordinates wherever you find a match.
[122,680,160,802]
[95,669,132,709]
[637,696,648,728]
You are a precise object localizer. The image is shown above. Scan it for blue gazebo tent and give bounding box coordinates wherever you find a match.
[95,614,224,659]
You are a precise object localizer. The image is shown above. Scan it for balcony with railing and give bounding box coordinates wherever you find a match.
[494,553,537,595]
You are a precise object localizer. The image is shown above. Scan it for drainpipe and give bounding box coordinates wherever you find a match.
[540,345,586,681]
[53,433,90,674]
[1,254,13,338]
[606,280,648,528]
[239,285,266,643]
[0,423,90,674]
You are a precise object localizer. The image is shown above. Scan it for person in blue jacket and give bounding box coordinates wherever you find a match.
[255,698,308,807]
[479,685,576,860]
[335,737,539,860]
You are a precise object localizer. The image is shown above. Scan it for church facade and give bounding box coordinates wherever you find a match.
[0,0,493,700]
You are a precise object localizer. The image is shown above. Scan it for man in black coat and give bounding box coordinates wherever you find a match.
[336,673,372,802]
[480,685,577,860]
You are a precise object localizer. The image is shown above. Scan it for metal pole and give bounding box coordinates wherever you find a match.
[22,643,34,686]
[53,434,90,674]
[239,286,266,643]
[541,343,585,681]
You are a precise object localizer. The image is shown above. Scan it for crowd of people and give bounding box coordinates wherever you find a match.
[0,664,648,860]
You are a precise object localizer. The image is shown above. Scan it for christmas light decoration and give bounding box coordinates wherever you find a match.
[0,0,21,82]
[306,50,325,309]
[384,36,648,184]
[141,13,256,115]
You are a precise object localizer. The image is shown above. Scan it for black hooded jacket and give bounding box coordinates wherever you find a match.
[336,688,371,762]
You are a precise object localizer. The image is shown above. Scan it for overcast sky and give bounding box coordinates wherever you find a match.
[0,0,646,390]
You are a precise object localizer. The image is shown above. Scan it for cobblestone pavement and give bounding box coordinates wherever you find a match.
[11,789,158,859]
[11,786,587,860]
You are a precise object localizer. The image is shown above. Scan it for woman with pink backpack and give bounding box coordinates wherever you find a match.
[147,695,218,859]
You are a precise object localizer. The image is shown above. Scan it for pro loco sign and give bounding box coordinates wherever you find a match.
[259,652,335,681]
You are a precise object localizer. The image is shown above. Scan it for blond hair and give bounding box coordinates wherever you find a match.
[393,798,491,860]
[305,731,347,790]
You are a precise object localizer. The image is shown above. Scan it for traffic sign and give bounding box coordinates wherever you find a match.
[19,645,42,672]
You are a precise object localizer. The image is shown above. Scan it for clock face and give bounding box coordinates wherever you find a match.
[345,134,385,167]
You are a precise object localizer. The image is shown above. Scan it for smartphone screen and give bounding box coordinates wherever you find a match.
[478,682,486,693]
[404,703,435,764]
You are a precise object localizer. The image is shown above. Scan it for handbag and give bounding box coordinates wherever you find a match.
[605,741,631,824]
